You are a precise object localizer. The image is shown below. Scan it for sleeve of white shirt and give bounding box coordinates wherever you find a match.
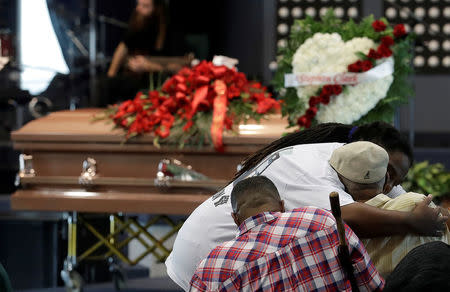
[387,185,406,199]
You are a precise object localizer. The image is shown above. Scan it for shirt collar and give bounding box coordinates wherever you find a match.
[238,212,279,236]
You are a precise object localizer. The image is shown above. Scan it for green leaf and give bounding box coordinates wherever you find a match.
[356,52,368,60]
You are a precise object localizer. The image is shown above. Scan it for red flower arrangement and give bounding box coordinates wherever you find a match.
[97,61,280,151]
[372,20,387,32]
[393,24,407,38]
[296,18,407,129]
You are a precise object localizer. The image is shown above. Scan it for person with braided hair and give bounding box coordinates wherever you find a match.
[235,121,413,192]
[166,122,446,291]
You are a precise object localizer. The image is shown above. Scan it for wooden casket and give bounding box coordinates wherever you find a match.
[11,109,289,215]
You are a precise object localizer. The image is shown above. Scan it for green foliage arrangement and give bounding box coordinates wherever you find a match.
[402,161,450,200]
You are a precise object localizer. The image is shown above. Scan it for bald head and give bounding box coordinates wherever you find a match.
[231,176,284,226]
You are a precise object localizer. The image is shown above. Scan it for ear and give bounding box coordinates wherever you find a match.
[231,212,241,227]
[382,171,393,194]
[280,200,285,213]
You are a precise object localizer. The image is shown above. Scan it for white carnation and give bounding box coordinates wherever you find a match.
[291,32,394,124]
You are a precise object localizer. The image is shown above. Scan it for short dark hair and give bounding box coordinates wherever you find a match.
[231,176,280,213]
[352,121,413,167]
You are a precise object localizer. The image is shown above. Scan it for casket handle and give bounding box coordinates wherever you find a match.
[155,158,226,190]
[15,154,36,186]
[79,157,98,186]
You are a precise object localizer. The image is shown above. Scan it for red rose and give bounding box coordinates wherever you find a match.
[368,49,381,60]
[361,60,373,72]
[393,24,407,38]
[306,106,318,118]
[224,116,233,130]
[308,96,320,107]
[113,110,126,120]
[348,60,363,73]
[381,36,394,47]
[173,74,185,83]
[377,43,392,58]
[372,20,387,32]
[320,93,330,104]
[322,85,334,96]
[196,75,210,85]
[297,115,310,128]
[121,119,129,127]
[257,98,279,114]
[125,104,136,113]
[211,66,227,78]
[161,79,175,94]
[332,85,342,95]
[176,83,187,93]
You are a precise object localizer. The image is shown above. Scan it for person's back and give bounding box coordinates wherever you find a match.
[167,143,347,289]
[190,176,384,292]
[191,207,383,291]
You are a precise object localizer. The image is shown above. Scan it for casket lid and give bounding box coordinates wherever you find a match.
[11,109,290,151]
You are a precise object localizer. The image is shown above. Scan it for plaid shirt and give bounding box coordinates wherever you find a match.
[190,207,384,291]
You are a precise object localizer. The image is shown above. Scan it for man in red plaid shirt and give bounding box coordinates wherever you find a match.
[190,176,384,291]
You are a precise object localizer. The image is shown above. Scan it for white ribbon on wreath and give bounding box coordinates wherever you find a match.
[284,33,395,125]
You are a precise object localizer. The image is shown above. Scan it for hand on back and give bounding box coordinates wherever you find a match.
[410,195,448,236]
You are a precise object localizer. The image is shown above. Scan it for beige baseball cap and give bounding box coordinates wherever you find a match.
[330,141,389,184]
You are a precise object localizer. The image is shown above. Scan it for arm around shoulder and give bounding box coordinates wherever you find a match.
[342,196,448,238]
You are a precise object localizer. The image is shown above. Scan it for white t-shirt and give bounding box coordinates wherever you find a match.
[165,142,405,290]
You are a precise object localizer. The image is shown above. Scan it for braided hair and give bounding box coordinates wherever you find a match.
[234,122,413,179]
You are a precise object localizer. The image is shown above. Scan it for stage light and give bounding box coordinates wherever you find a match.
[414,56,425,67]
[291,7,302,18]
[348,7,359,18]
[279,7,289,18]
[444,23,450,34]
[442,56,450,67]
[399,7,410,19]
[444,7,450,18]
[277,39,287,48]
[305,7,317,17]
[278,23,289,35]
[334,7,345,18]
[320,7,330,17]
[428,56,440,67]
[414,7,426,19]
[404,24,411,32]
[386,7,397,19]
[428,7,440,19]
[428,40,440,52]
[414,23,426,35]
[443,40,450,51]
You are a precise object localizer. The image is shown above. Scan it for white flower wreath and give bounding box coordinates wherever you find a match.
[291,33,394,124]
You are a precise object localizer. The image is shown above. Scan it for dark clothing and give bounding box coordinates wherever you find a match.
[384,241,450,292]
[123,14,163,56]
[96,13,165,106]
[95,74,149,107]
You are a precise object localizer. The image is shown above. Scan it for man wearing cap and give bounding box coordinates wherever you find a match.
[190,176,384,291]
[330,142,450,276]
[167,141,448,290]
[329,141,390,202]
